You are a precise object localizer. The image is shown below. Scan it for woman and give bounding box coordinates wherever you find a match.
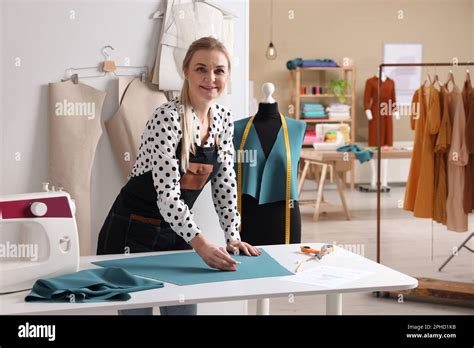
[97,37,260,315]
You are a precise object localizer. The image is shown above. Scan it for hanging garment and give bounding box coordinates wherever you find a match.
[462,74,472,115]
[446,86,469,232]
[233,115,306,244]
[404,86,441,218]
[105,77,167,181]
[463,78,474,214]
[433,87,452,224]
[364,76,397,146]
[151,0,234,91]
[25,268,164,303]
[49,80,105,256]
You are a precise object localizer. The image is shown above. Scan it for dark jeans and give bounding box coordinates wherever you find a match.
[97,208,197,315]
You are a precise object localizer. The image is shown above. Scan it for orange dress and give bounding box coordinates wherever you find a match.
[433,87,452,224]
[364,76,396,146]
[404,86,441,218]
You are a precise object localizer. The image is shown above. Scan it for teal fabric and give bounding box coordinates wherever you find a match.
[286,58,338,70]
[93,249,293,286]
[233,116,306,204]
[302,110,326,117]
[303,106,324,110]
[25,267,164,303]
[286,58,303,70]
[337,144,374,163]
[302,103,324,110]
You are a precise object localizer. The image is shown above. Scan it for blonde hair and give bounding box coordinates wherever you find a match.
[179,36,231,172]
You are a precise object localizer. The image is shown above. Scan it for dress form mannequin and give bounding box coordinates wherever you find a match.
[253,84,281,159]
[105,77,167,180]
[237,82,304,245]
[364,70,399,189]
[49,80,106,255]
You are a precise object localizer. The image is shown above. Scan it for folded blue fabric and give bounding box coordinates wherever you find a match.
[287,58,338,70]
[303,105,325,111]
[303,110,325,113]
[301,60,338,68]
[287,58,303,70]
[303,109,325,114]
[302,115,328,119]
[302,110,326,116]
[337,145,373,163]
[25,267,164,303]
[302,103,324,107]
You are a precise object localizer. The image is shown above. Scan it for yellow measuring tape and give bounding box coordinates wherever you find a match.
[237,113,292,244]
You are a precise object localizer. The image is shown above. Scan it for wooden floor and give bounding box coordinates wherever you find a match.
[249,183,473,315]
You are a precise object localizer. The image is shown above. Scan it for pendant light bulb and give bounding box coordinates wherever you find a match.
[266,42,277,60]
[266,0,277,60]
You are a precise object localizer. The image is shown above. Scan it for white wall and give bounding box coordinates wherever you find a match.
[1,0,249,314]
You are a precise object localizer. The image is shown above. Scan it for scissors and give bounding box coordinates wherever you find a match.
[295,244,334,272]
[300,244,334,256]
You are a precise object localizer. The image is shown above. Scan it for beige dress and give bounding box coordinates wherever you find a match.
[446,86,469,232]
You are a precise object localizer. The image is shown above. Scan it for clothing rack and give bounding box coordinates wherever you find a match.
[376,62,473,269]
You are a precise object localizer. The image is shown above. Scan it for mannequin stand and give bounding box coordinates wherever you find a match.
[358,159,390,192]
[438,232,473,272]
[358,185,391,193]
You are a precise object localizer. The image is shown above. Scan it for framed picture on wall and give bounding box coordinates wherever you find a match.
[383,43,423,105]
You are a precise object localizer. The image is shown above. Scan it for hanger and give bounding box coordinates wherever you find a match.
[431,74,442,88]
[152,1,165,19]
[466,62,471,84]
[423,66,433,86]
[430,66,442,88]
[445,68,456,90]
[63,46,149,84]
[152,0,238,19]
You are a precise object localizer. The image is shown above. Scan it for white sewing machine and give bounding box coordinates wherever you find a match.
[0,184,80,293]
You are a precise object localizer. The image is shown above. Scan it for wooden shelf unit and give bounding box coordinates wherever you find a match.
[288,66,356,141]
[289,65,357,189]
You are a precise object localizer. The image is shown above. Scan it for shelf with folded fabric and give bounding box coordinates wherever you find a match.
[300,118,353,123]
[299,94,353,98]
[289,64,356,190]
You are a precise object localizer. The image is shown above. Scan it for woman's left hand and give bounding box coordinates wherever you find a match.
[226,240,261,256]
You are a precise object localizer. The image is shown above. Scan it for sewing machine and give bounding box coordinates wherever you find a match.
[0,184,80,293]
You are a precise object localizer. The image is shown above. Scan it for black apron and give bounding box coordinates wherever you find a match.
[97,137,220,255]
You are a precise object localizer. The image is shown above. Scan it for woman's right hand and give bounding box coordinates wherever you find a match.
[190,234,239,271]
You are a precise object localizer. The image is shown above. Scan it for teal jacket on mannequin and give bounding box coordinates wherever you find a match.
[233,116,306,205]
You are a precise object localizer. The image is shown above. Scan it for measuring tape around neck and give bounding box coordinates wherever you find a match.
[237,113,292,244]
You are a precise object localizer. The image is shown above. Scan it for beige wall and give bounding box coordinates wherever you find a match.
[250,0,474,141]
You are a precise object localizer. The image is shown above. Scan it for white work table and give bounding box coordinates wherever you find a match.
[0,244,417,315]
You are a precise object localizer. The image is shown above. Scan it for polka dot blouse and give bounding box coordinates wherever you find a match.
[128,97,241,244]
